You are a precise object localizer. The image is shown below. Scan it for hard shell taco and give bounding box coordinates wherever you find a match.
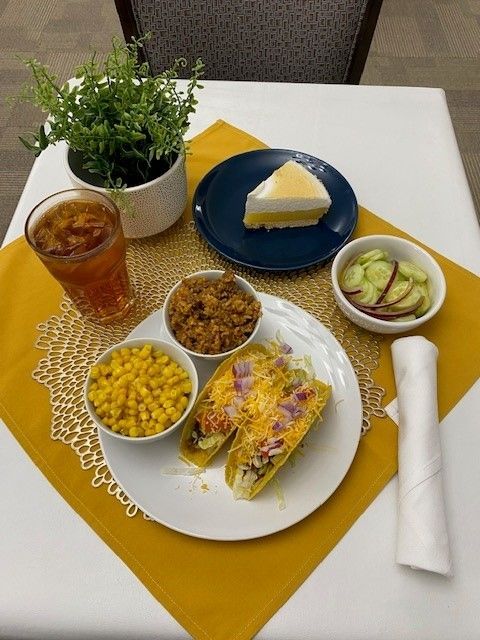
[225,342,331,500]
[179,344,268,467]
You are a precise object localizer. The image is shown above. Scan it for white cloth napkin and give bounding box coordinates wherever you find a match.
[386,336,452,576]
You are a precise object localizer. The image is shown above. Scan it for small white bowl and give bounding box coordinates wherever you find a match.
[162,270,262,362]
[331,235,446,334]
[84,338,198,443]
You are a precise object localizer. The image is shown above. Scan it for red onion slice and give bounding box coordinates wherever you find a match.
[351,279,414,311]
[375,260,398,304]
[356,296,424,320]
[340,286,362,296]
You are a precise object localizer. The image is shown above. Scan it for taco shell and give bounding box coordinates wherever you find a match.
[179,344,268,467]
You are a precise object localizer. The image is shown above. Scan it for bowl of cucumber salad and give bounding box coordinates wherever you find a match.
[331,235,446,334]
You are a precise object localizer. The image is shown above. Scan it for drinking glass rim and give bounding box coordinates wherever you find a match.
[25,188,122,262]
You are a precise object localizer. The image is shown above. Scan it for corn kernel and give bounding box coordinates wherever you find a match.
[90,367,101,380]
[155,424,164,433]
[158,413,168,425]
[171,411,181,423]
[165,407,176,417]
[163,399,174,409]
[129,427,144,438]
[145,429,155,436]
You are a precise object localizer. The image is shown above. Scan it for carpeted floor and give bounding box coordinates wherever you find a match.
[0,0,479,243]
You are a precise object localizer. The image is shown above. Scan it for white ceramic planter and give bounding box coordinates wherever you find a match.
[64,148,187,238]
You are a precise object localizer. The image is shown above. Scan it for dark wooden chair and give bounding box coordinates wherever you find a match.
[114,0,383,84]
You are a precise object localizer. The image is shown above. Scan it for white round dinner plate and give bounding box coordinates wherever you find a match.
[98,293,362,541]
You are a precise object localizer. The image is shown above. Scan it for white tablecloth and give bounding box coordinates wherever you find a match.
[1,82,479,640]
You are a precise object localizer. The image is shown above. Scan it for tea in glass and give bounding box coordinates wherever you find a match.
[25,189,135,323]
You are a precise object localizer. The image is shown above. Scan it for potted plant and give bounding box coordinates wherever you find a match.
[15,35,204,238]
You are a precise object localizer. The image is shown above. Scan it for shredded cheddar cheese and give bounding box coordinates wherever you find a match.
[192,339,330,465]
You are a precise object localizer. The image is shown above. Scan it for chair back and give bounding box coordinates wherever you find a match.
[114,0,383,83]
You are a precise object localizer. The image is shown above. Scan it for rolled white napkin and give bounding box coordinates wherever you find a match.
[387,336,452,576]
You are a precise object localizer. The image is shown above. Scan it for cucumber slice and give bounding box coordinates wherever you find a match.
[414,283,431,317]
[391,314,417,323]
[357,249,386,265]
[386,281,422,311]
[350,279,378,305]
[362,252,389,269]
[398,261,428,283]
[342,264,364,288]
[365,260,394,290]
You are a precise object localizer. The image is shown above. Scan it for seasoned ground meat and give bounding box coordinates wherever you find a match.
[168,271,261,354]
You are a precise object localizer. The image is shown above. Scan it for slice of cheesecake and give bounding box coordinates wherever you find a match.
[243,160,331,229]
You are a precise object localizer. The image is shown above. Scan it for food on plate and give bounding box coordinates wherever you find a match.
[179,337,331,501]
[340,249,432,321]
[179,344,268,466]
[243,160,331,229]
[224,339,331,500]
[87,343,192,437]
[168,270,261,354]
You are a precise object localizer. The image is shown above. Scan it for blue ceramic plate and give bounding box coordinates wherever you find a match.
[193,149,358,271]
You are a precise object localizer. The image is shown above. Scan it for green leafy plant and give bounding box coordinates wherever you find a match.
[14,35,204,188]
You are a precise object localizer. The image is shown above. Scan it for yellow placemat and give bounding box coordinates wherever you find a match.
[1,121,479,640]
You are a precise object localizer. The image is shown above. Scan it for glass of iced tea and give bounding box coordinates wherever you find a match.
[25,189,135,324]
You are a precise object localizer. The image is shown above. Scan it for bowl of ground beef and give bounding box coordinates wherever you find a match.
[162,270,262,361]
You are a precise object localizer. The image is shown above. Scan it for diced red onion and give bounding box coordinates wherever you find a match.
[272,420,284,431]
[274,356,286,367]
[268,447,284,456]
[234,375,254,396]
[223,405,237,418]
[280,342,293,354]
[294,390,308,401]
[232,360,253,378]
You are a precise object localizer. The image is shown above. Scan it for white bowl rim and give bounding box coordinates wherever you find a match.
[83,337,198,442]
[331,234,447,330]
[162,269,262,359]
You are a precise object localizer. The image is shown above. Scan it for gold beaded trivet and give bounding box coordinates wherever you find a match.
[33,221,386,518]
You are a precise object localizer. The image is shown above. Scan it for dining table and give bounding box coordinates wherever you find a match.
[1,80,480,640]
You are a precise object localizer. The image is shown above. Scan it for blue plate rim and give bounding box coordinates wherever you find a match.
[192,148,358,272]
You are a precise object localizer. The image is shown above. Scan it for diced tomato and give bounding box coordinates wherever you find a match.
[198,411,232,434]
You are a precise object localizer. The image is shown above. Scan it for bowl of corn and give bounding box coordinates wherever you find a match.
[84,338,198,442]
